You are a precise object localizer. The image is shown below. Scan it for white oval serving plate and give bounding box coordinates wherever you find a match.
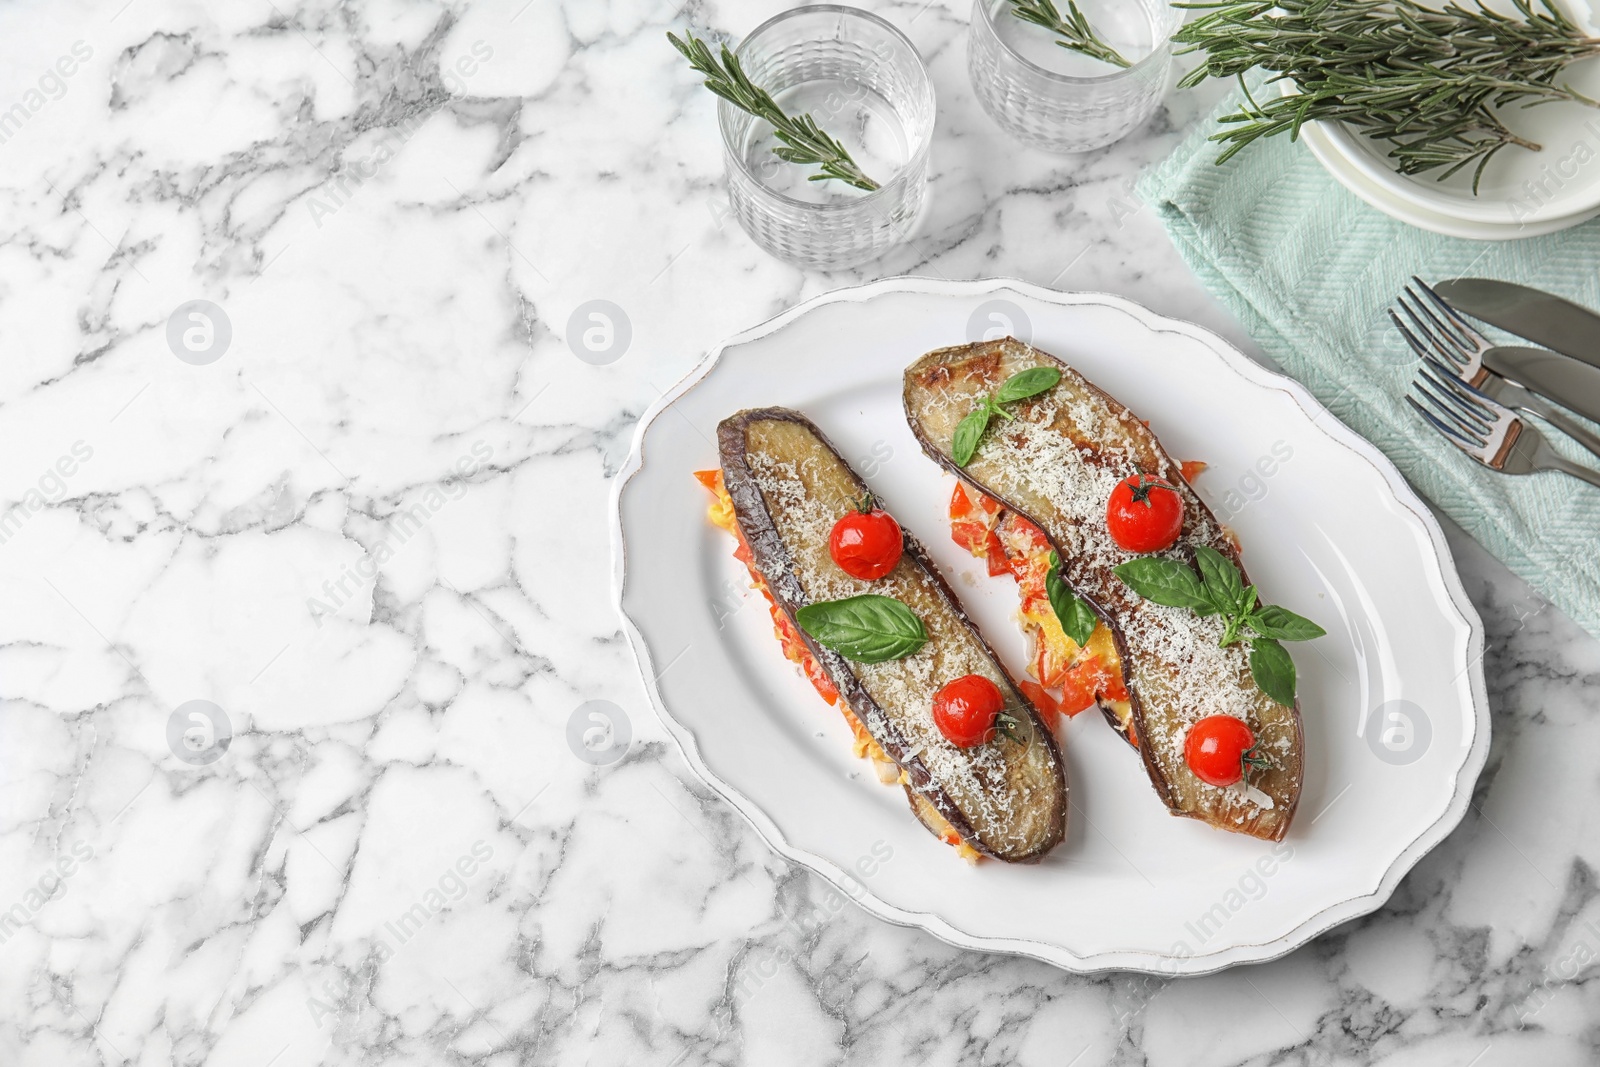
[611,277,1489,975]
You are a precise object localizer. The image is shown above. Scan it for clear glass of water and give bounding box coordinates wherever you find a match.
[719,6,936,272]
[968,0,1179,154]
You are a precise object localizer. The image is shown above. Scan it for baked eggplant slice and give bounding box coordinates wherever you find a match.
[903,339,1303,841]
[717,407,1067,862]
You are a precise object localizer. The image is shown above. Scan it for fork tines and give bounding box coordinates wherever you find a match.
[1390,276,1488,374]
[1405,351,1518,462]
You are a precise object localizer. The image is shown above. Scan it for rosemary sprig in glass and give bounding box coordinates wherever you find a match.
[1008,0,1132,68]
[667,31,881,192]
[1174,0,1600,192]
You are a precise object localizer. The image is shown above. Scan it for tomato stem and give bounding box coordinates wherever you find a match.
[993,711,1029,746]
[1240,743,1276,790]
[1127,472,1176,507]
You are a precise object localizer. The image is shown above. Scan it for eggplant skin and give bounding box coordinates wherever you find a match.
[717,406,1067,863]
[902,340,1302,843]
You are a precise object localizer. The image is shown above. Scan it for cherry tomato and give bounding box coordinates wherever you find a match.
[829,501,902,580]
[932,674,1005,748]
[1106,473,1184,553]
[1184,715,1256,787]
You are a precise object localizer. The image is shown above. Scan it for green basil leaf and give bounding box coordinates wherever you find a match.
[951,406,991,467]
[1045,552,1098,647]
[1113,557,1215,613]
[1249,637,1297,706]
[1193,545,1244,612]
[795,594,927,664]
[994,366,1063,405]
[1248,604,1327,642]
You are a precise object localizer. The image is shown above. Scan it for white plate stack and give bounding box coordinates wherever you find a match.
[1283,3,1600,240]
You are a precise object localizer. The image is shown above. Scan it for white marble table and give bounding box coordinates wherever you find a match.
[2,1,1596,1064]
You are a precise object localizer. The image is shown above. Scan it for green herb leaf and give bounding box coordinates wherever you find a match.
[994,366,1063,405]
[1113,558,1216,614]
[1249,637,1297,707]
[1193,545,1244,612]
[795,595,927,664]
[951,407,991,467]
[1008,0,1132,69]
[1171,0,1600,193]
[1046,551,1098,647]
[666,32,880,192]
[952,366,1061,466]
[1248,604,1327,642]
[1115,542,1320,702]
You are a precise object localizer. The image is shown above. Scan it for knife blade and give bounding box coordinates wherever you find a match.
[1483,345,1600,428]
[1434,278,1600,371]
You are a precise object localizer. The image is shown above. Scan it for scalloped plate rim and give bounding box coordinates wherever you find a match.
[609,276,1490,975]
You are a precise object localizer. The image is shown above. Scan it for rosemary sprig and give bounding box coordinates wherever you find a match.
[1008,0,1132,68]
[667,31,880,192]
[1174,0,1600,192]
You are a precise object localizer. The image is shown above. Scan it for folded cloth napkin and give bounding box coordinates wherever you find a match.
[1138,87,1600,640]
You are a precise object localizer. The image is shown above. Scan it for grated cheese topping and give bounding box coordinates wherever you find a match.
[914,343,1298,831]
[743,442,1060,856]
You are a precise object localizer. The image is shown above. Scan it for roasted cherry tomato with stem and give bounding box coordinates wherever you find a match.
[829,495,903,580]
[1106,473,1184,553]
[1184,715,1273,788]
[932,674,1013,748]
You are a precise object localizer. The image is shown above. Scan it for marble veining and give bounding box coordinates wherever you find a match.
[0,0,1596,1064]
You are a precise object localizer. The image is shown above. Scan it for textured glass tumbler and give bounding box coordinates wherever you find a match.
[719,6,935,271]
[967,0,1179,154]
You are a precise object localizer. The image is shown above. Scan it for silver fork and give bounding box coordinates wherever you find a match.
[1407,361,1600,488]
[1391,277,1600,460]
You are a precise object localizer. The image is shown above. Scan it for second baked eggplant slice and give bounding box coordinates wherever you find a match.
[719,407,1067,863]
[903,339,1303,842]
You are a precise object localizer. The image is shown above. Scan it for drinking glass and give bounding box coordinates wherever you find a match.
[719,6,936,271]
[968,0,1180,154]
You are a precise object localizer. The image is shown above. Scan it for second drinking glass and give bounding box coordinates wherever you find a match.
[968,0,1179,154]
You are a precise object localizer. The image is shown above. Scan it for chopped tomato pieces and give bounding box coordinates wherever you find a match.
[1033,640,1070,691]
[949,483,973,519]
[700,472,839,707]
[951,489,1011,577]
[1019,681,1059,722]
[985,539,1010,577]
[1010,517,1051,556]
[801,649,840,704]
[1180,460,1207,482]
[948,483,1133,724]
[1056,654,1128,715]
[950,519,997,559]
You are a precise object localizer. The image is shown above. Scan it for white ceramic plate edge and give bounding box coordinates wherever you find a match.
[609,276,1491,975]
[1296,120,1600,240]
[1276,79,1600,239]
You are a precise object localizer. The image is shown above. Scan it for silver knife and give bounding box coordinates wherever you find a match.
[1434,278,1600,371]
[1483,345,1600,431]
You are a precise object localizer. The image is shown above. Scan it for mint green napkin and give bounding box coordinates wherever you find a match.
[1138,89,1600,639]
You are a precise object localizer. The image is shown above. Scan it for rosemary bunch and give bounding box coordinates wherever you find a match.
[667,31,880,191]
[1175,0,1600,191]
[1008,0,1132,68]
